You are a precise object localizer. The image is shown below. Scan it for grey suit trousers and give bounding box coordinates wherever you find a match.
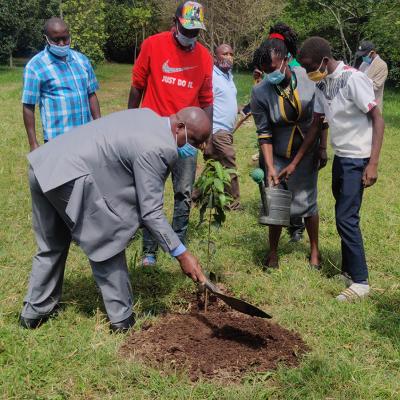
[21,168,133,324]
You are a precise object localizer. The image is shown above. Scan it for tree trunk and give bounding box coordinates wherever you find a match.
[134,32,138,63]
[9,52,13,68]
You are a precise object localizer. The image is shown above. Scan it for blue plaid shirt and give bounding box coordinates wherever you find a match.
[22,47,99,140]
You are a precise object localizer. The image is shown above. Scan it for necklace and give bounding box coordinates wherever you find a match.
[280,84,293,101]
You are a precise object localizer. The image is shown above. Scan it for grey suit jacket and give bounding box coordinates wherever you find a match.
[28,108,181,262]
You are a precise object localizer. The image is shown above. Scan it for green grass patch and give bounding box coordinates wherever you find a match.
[0,63,399,399]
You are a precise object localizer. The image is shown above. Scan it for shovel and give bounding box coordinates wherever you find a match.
[200,279,272,319]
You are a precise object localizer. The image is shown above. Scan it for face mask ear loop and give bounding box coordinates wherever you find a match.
[319,58,326,73]
[279,59,284,73]
[184,124,188,144]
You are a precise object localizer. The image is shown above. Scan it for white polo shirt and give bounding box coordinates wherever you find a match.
[314,61,377,158]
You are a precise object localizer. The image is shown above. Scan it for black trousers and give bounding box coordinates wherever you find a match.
[332,156,369,283]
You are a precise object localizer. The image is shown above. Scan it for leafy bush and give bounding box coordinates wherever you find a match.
[63,0,107,65]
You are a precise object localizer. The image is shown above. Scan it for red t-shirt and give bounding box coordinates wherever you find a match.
[131,31,213,116]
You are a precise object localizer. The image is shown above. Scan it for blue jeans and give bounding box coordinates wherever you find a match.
[142,154,197,256]
[332,156,369,283]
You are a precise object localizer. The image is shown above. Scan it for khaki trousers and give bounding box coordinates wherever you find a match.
[203,130,240,202]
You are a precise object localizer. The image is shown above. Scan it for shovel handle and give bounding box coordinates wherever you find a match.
[200,279,221,294]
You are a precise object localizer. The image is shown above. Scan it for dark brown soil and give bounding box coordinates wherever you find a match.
[120,291,309,382]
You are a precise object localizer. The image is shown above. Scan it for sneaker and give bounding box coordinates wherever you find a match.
[337,272,354,287]
[227,200,243,211]
[140,255,156,267]
[336,283,370,302]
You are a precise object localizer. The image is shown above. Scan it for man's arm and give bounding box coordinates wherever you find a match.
[278,113,322,180]
[89,93,101,119]
[202,105,213,130]
[317,118,329,170]
[127,87,144,109]
[363,106,384,187]
[133,151,205,282]
[129,37,151,109]
[22,104,39,152]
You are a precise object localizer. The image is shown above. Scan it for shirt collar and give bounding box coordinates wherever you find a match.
[325,61,345,79]
[213,64,233,79]
[370,55,380,65]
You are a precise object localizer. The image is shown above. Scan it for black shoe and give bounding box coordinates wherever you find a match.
[19,305,61,329]
[290,231,303,243]
[19,315,48,329]
[110,314,135,333]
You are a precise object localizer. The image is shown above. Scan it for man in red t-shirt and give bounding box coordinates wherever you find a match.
[128,1,213,266]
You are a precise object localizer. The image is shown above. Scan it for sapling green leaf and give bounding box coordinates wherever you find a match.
[193,160,237,274]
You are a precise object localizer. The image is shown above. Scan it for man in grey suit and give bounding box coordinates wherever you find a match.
[20,107,210,332]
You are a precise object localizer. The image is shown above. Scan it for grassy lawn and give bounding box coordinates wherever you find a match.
[0,62,399,399]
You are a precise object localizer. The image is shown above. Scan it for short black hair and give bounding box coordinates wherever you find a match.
[252,22,298,69]
[44,17,68,36]
[298,36,332,63]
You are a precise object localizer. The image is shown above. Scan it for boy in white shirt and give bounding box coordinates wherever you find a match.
[279,37,385,301]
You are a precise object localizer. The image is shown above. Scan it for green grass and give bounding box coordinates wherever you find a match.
[0,62,399,399]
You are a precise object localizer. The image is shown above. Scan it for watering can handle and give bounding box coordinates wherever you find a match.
[268,179,289,190]
[279,179,289,191]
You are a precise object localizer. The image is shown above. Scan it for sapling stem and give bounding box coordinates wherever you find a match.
[205,206,212,312]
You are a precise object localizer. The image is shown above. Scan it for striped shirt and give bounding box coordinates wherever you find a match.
[22,47,99,141]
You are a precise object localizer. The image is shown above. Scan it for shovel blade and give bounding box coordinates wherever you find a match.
[202,280,272,319]
[216,292,272,319]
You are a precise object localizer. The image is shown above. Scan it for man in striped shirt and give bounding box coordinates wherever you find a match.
[22,18,100,151]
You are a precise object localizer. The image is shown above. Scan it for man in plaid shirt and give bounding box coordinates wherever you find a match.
[22,18,100,151]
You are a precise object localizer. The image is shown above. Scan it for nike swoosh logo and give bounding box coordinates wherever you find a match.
[162,60,197,74]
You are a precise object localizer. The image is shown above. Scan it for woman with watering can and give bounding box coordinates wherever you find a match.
[250,23,327,270]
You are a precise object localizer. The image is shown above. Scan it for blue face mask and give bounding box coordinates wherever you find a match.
[46,36,70,58]
[176,25,197,48]
[362,55,372,65]
[266,59,286,85]
[176,124,198,159]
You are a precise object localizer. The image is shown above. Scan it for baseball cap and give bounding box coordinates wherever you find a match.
[176,1,206,30]
[355,41,375,57]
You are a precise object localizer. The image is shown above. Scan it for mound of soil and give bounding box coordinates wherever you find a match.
[120,291,308,381]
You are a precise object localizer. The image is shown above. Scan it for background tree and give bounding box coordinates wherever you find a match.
[104,0,152,63]
[1,0,400,86]
[200,0,283,66]
[364,0,400,85]
[62,0,107,65]
[0,0,40,67]
[283,0,400,84]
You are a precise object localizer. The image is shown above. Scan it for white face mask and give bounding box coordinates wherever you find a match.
[175,25,197,48]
